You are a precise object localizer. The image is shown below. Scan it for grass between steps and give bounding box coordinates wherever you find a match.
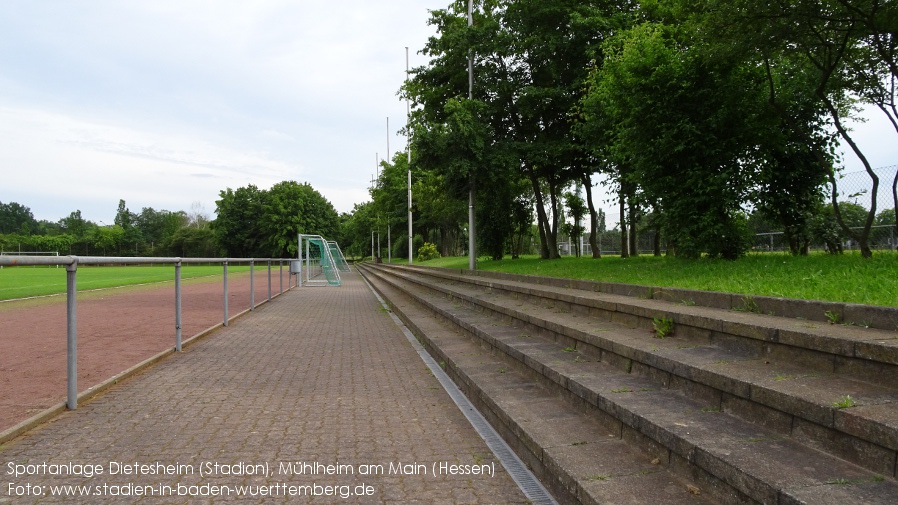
[413,252,898,308]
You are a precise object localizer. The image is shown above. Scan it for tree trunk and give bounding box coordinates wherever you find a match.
[820,91,877,258]
[581,175,601,258]
[628,198,638,257]
[528,167,552,259]
[619,193,629,258]
[547,178,561,259]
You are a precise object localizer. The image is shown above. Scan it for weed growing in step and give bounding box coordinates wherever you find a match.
[831,395,856,409]
[736,296,760,313]
[652,317,675,338]
[825,310,841,324]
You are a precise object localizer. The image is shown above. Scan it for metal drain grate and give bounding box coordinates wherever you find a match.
[361,272,558,505]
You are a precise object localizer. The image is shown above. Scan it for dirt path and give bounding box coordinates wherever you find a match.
[0,270,292,431]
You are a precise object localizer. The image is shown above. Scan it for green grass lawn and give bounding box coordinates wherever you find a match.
[0,264,253,301]
[417,251,898,307]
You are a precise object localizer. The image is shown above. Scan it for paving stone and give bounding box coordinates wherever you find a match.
[0,272,528,504]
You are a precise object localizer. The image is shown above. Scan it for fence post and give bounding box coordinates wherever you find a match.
[250,260,255,312]
[175,260,182,352]
[66,258,78,410]
[279,260,283,293]
[223,261,229,327]
[267,260,272,302]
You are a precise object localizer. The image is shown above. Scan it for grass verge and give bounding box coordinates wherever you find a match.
[417,252,898,307]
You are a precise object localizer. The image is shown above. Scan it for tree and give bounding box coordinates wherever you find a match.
[213,182,339,258]
[709,0,892,257]
[91,225,124,256]
[563,189,588,257]
[213,185,267,257]
[339,202,377,261]
[406,0,625,260]
[168,226,218,257]
[114,200,142,255]
[0,202,37,234]
[134,207,186,255]
[260,181,339,257]
[585,22,760,258]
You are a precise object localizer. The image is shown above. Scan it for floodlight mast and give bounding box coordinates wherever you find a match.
[407,46,413,265]
[467,0,476,271]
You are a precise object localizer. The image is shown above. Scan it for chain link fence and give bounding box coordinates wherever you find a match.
[553,165,897,256]
[749,165,897,253]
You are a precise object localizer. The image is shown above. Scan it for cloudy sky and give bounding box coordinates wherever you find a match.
[1,1,896,226]
[0,0,446,224]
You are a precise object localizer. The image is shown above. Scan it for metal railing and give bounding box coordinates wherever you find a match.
[0,255,295,411]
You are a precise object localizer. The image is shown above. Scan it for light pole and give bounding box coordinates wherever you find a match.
[467,0,476,271]
[406,46,413,265]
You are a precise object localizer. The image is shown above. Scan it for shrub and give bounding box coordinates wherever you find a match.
[417,242,440,262]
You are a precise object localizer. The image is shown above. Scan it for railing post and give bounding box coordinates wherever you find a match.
[223,260,229,327]
[267,260,272,302]
[66,258,78,410]
[175,260,182,352]
[279,260,283,293]
[250,260,255,311]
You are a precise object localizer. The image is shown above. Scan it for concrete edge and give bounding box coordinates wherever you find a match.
[0,288,293,447]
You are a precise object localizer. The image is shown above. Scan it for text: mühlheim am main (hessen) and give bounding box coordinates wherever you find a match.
[7,461,496,479]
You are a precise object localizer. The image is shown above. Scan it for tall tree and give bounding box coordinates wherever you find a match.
[260,181,340,257]
[0,201,37,234]
[213,185,267,257]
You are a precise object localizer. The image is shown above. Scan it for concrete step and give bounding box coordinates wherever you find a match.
[371,264,898,479]
[359,264,898,504]
[360,265,720,505]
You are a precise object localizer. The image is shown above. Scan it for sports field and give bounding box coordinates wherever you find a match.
[0,264,254,301]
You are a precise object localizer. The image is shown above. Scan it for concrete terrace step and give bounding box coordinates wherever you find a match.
[372,264,898,478]
[359,265,719,505]
[395,265,898,385]
[359,263,898,505]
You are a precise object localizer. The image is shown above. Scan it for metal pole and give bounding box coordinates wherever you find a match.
[267,260,272,301]
[223,261,229,326]
[279,260,283,293]
[388,225,391,264]
[407,46,413,265]
[175,261,182,352]
[467,0,476,271]
[66,259,78,410]
[250,260,255,311]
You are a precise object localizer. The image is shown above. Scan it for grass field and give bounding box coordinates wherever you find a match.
[0,264,253,301]
[416,251,898,307]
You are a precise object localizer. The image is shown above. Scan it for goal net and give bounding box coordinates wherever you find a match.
[294,235,342,286]
[327,241,351,272]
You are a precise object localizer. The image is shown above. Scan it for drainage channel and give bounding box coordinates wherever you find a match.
[360,269,559,505]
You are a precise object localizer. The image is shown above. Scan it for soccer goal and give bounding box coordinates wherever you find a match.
[327,241,351,272]
[293,235,342,286]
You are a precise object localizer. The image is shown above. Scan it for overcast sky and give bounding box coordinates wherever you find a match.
[0,0,446,224]
[1,1,896,226]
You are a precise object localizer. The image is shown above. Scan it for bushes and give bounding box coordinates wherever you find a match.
[416,242,440,262]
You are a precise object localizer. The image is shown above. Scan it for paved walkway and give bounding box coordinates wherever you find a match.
[0,271,529,504]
